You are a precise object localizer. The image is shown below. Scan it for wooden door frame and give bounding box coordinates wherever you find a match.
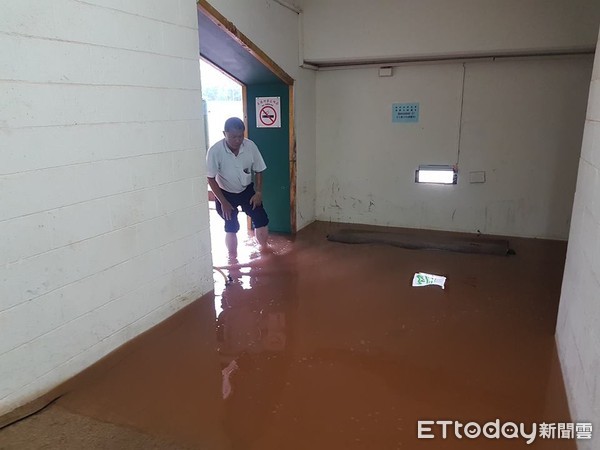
[198,0,297,233]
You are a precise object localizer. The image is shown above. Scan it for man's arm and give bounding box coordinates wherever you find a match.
[250,171,263,209]
[208,177,234,220]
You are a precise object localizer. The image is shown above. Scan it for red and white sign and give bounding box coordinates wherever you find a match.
[256,97,281,128]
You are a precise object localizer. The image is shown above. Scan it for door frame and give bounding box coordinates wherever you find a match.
[198,0,297,233]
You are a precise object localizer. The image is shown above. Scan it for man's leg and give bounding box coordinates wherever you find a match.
[225,232,238,258]
[255,226,268,250]
[215,193,240,259]
[239,184,270,252]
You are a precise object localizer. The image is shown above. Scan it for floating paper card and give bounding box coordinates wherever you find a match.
[412,272,446,289]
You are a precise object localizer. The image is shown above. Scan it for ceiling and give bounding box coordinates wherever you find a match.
[197,9,281,85]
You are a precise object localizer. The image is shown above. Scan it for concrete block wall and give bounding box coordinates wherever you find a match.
[556,29,600,450]
[0,0,213,414]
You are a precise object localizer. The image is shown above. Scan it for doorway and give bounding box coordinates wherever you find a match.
[197,1,296,236]
[200,59,244,149]
[200,59,252,265]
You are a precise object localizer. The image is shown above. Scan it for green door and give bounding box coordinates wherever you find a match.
[246,83,290,233]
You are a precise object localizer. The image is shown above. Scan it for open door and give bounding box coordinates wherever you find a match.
[246,83,291,233]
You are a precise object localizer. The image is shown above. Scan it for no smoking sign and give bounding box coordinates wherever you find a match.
[256,97,281,128]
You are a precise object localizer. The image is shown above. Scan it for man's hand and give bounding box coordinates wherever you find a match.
[220,200,235,220]
[250,191,262,210]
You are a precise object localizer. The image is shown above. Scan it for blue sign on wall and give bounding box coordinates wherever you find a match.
[392,103,419,123]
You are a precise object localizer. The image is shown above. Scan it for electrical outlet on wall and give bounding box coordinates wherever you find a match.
[469,171,486,183]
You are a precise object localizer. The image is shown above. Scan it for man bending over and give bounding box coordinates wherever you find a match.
[206,117,270,259]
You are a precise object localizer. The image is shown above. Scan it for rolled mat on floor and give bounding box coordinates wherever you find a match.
[327,229,514,256]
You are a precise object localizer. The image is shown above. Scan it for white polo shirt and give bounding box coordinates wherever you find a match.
[206,138,267,194]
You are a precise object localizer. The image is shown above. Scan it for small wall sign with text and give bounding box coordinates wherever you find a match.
[256,97,281,128]
[393,103,419,123]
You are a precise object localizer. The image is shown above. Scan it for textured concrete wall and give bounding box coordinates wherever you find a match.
[316,57,591,238]
[0,0,213,414]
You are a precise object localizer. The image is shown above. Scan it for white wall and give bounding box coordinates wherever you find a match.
[556,30,600,450]
[207,0,317,230]
[0,0,213,415]
[316,56,592,239]
[302,0,600,63]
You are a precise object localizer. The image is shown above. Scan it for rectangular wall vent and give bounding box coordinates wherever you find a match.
[415,165,457,185]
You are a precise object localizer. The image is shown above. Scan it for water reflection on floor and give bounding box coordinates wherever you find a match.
[209,217,573,450]
[14,219,573,450]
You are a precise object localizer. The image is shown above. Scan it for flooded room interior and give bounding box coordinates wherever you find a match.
[2,1,600,449]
